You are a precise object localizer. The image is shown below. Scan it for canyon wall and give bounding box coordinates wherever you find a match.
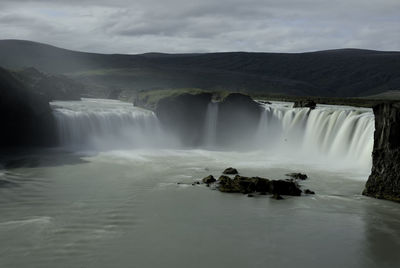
[363,102,400,202]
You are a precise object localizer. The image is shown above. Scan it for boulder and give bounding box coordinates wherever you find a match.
[363,102,400,202]
[202,175,216,184]
[272,193,284,200]
[286,172,308,180]
[218,175,243,193]
[304,189,315,195]
[223,167,238,175]
[217,175,301,197]
[293,99,317,110]
[269,180,302,196]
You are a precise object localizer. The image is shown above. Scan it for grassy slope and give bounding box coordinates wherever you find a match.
[1,40,400,98]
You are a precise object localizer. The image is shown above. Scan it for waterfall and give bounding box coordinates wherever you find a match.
[203,101,219,147]
[50,98,374,172]
[255,102,375,170]
[51,98,173,150]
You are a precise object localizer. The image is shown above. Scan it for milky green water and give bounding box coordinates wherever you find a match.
[1,149,400,268]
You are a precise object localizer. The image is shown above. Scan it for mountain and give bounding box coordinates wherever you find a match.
[1,39,400,97]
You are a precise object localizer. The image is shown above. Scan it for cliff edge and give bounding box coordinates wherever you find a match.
[363,102,400,202]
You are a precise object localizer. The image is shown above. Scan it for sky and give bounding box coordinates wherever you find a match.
[0,0,399,54]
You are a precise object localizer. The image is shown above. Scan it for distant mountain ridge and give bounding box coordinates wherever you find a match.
[0,39,399,97]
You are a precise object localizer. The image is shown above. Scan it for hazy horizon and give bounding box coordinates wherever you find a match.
[2,38,400,55]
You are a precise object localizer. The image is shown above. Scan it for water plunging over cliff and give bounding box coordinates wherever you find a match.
[255,102,374,170]
[51,98,374,172]
[51,99,174,150]
[203,101,219,147]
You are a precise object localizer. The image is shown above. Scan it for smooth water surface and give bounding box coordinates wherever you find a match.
[1,149,400,268]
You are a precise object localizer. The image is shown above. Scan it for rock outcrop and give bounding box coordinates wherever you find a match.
[202,175,216,184]
[218,175,302,196]
[0,67,57,148]
[156,93,212,146]
[223,167,238,175]
[363,102,400,202]
[286,173,308,180]
[293,99,317,109]
[155,92,262,147]
[216,93,263,147]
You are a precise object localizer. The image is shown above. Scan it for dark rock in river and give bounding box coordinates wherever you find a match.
[286,172,308,180]
[216,93,263,147]
[156,93,212,146]
[202,175,216,184]
[223,167,238,175]
[304,189,315,195]
[0,67,57,148]
[293,99,317,110]
[363,102,400,202]
[269,180,302,196]
[217,175,301,197]
[272,193,284,200]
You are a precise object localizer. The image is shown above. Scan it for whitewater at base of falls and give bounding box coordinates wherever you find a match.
[51,98,375,174]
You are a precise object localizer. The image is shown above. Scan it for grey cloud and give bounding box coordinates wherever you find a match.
[0,0,399,53]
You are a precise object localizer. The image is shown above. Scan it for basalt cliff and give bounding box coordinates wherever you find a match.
[363,102,400,202]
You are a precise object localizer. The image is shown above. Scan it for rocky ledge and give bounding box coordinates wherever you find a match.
[363,102,400,202]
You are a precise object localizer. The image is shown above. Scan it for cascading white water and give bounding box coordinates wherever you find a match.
[50,98,374,172]
[255,102,375,171]
[203,101,219,147]
[51,98,175,150]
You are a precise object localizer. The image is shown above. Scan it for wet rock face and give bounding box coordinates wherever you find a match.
[156,93,213,146]
[216,93,263,147]
[363,102,400,202]
[155,92,262,147]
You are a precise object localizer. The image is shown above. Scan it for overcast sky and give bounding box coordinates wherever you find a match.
[0,0,399,54]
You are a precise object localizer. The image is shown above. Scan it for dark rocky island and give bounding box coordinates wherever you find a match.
[201,168,309,200]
